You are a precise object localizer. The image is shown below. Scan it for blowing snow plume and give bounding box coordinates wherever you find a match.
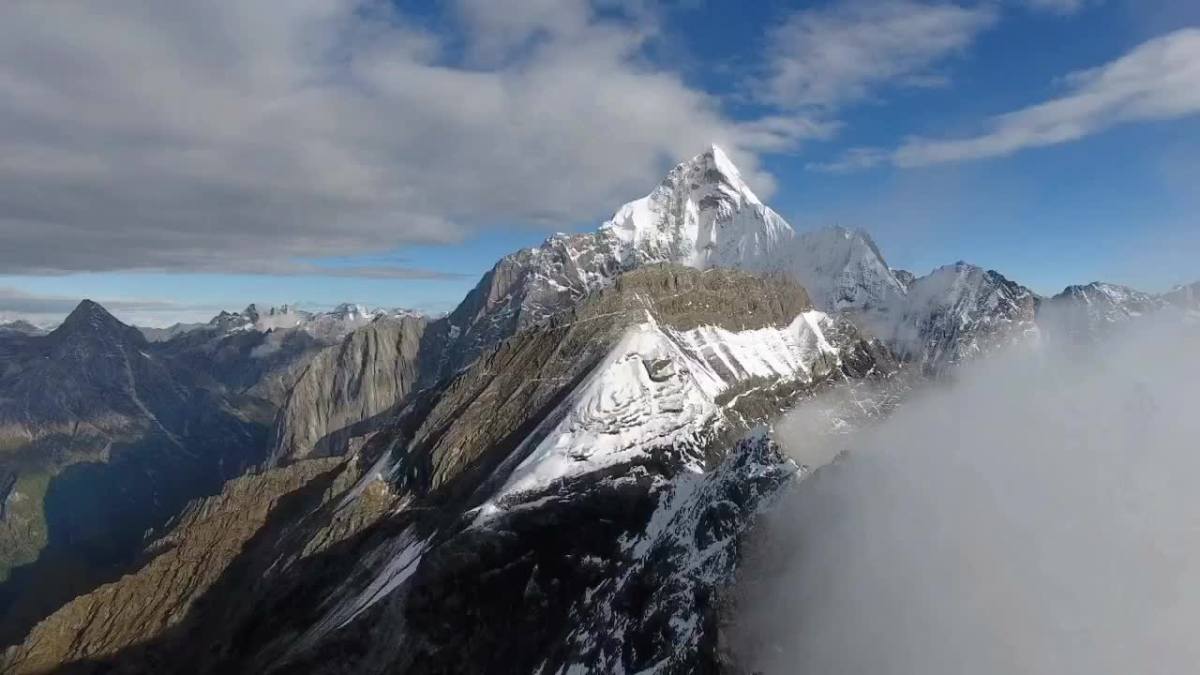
[727,317,1200,674]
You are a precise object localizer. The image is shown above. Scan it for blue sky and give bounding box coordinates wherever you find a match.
[0,0,1197,325]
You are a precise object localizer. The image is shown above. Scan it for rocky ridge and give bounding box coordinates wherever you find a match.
[0,457,344,675]
[4,264,898,674]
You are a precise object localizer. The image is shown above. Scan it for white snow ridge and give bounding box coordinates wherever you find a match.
[485,310,838,511]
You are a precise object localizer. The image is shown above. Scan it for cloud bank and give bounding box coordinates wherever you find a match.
[728,317,1200,674]
[0,0,807,277]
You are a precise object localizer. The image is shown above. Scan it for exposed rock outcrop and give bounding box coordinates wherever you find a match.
[881,262,1040,373]
[0,458,344,675]
[1039,281,1164,342]
[270,315,428,464]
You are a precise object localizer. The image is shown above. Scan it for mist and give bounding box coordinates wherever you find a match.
[728,318,1200,674]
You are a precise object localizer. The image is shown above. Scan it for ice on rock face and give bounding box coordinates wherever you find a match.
[881,262,1039,367]
[598,145,792,271]
[485,310,839,509]
[1039,281,1167,342]
[774,227,907,313]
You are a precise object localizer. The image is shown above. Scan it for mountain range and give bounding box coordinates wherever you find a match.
[0,146,1195,674]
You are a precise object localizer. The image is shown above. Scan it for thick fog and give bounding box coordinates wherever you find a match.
[728,318,1200,674]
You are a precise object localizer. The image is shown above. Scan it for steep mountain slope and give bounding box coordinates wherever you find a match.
[0,457,345,675]
[0,321,45,338]
[772,226,907,314]
[1163,281,1199,310]
[6,265,897,674]
[150,302,409,409]
[891,268,916,290]
[0,301,267,644]
[270,314,428,464]
[882,262,1040,372]
[1039,281,1165,342]
[425,144,797,382]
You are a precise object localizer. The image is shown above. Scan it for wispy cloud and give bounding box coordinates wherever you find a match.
[814,28,1200,171]
[1019,0,1099,15]
[762,0,998,110]
[807,147,891,173]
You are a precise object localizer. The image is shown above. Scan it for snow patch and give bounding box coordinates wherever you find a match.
[481,311,838,513]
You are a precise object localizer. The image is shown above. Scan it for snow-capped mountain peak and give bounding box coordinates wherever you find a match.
[1039,280,1164,341]
[598,145,791,270]
[776,226,907,313]
[328,303,370,319]
[196,302,418,344]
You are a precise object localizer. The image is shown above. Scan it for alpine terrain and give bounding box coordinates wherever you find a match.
[1,147,1195,674]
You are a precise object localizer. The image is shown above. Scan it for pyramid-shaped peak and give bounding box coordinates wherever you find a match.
[53,298,141,342]
[670,144,760,205]
[63,299,118,325]
[705,143,740,175]
[597,145,790,271]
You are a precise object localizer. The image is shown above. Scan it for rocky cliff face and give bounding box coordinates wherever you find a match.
[269,315,428,464]
[427,145,797,382]
[881,263,1040,373]
[154,313,326,408]
[772,227,907,315]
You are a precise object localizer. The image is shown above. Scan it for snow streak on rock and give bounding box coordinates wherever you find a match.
[487,310,838,508]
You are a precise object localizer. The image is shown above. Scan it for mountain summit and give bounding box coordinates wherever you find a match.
[44,300,149,360]
[54,299,138,338]
[598,144,792,270]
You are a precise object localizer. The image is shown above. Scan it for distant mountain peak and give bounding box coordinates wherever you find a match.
[597,144,789,271]
[57,299,128,334]
[700,143,760,202]
[0,319,45,336]
[780,226,906,313]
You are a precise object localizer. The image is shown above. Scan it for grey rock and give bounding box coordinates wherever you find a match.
[270,315,428,464]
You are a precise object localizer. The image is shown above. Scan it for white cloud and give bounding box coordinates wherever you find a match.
[1018,0,1097,15]
[806,146,890,172]
[763,0,997,109]
[817,28,1200,170]
[730,317,1200,674]
[0,1,812,276]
